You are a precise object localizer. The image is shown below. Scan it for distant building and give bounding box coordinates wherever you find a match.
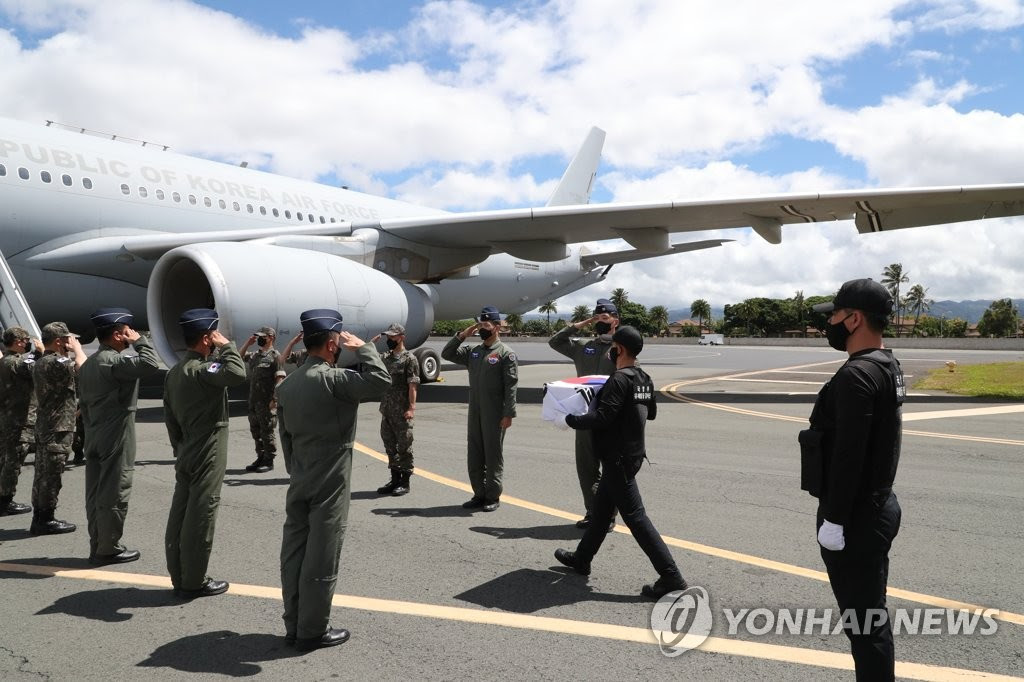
[666,319,707,337]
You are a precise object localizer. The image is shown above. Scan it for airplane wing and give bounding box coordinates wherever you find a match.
[583,239,733,267]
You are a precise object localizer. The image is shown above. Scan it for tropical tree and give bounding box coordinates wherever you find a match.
[978,299,1020,337]
[648,305,669,336]
[610,288,629,309]
[690,299,711,332]
[571,304,591,323]
[904,284,933,334]
[538,300,558,331]
[504,313,524,335]
[881,264,909,323]
[793,290,805,336]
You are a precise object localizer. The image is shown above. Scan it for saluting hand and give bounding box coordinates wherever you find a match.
[209,330,230,348]
[338,331,365,350]
[124,327,142,343]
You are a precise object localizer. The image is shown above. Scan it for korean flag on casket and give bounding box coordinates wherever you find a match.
[542,375,608,423]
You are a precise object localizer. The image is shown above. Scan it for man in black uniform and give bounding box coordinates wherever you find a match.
[806,278,904,681]
[553,326,688,599]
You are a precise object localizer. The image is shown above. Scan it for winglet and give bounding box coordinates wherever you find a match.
[546,127,606,207]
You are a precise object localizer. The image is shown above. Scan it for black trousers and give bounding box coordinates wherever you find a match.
[574,456,681,580]
[818,492,902,682]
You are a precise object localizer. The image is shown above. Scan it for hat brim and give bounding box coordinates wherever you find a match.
[811,302,835,313]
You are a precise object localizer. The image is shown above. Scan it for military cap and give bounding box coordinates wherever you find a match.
[41,321,80,344]
[90,307,134,329]
[300,309,344,335]
[812,278,893,319]
[178,308,219,335]
[254,326,276,337]
[2,326,30,346]
[477,305,501,323]
[594,298,617,315]
[383,323,406,336]
[612,325,644,356]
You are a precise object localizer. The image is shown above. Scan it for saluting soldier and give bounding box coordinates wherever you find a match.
[163,309,247,599]
[549,297,619,529]
[79,308,160,564]
[373,323,419,497]
[276,309,390,651]
[441,305,518,512]
[0,327,42,516]
[240,326,285,473]
[30,322,86,535]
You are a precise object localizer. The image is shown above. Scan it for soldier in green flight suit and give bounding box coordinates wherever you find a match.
[549,297,619,529]
[79,308,160,565]
[441,305,518,512]
[276,309,390,651]
[163,308,247,599]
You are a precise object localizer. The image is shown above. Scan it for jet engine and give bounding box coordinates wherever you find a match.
[147,242,434,368]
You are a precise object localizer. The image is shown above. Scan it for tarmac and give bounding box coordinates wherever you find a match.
[1,340,1022,680]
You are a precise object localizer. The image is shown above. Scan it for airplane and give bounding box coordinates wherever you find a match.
[2,115,1023,381]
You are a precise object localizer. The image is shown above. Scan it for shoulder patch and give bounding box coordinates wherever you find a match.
[583,347,596,355]
[57,356,70,363]
[207,362,222,373]
[23,357,35,365]
[471,351,480,359]
[507,352,517,362]
[487,354,498,365]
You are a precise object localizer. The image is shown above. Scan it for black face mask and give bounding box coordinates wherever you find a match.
[824,314,854,352]
[478,328,493,341]
[257,337,268,347]
[608,347,620,364]
[386,338,399,350]
[332,343,342,365]
[594,321,612,335]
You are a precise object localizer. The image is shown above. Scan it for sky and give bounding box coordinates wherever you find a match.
[2,0,1023,316]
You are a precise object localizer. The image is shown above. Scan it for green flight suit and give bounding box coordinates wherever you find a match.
[441,335,518,502]
[549,327,616,514]
[79,337,159,556]
[163,342,247,590]
[276,344,389,640]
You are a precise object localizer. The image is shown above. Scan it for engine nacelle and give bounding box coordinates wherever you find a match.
[147,242,433,366]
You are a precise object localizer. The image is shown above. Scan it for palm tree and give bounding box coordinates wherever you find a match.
[610,288,629,309]
[690,299,711,332]
[905,284,932,334]
[881,264,909,324]
[571,304,591,323]
[505,313,523,335]
[794,290,805,337]
[538,300,557,331]
[648,305,669,336]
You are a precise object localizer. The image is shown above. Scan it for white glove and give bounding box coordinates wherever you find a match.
[817,520,845,551]
[553,414,570,431]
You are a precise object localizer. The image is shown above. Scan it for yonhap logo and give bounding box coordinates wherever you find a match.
[649,586,713,657]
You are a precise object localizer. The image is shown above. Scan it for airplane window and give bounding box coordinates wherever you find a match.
[172,191,181,202]
[83,178,93,189]
[0,164,5,176]
[296,212,303,221]
[319,215,325,224]
[272,208,279,217]
[18,167,29,180]
[41,171,52,183]
[329,217,336,223]
[189,194,197,205]
[246,204,253,213]
[259,206,266,215]
[121,183,130,195]
[62,174,72,186]
[139,187,148,198]
[232,201,240,211]
[219,199,226,209]
[156,189,165,200]
[202,197,210,207]
[285,210,291,219]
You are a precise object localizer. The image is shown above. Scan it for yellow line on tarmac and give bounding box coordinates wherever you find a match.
[0,561,1018,681]
[353,444,1024,627]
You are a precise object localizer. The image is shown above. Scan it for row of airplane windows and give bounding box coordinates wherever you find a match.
[0,163,339,225]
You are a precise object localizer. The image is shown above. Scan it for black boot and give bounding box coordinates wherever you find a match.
[30,508,76,535]
[641,573,688,600]
[377,468,400,495]
[391,471,410,496]
[0,495,31,516]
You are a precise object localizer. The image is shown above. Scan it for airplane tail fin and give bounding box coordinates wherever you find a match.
[545,127,605,207]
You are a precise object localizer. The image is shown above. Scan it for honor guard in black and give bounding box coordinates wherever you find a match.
[553,326,688,599]
[163,308,247,598]
[805,279,904,681]
[442,305,518,512]
[276,309,390,650]
[79,307,159,564]
[549,297,619,529]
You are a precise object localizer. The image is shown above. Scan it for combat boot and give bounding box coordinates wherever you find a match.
[377,468,400,495]
[641,574,688,600]
[0,495,31,516]
[391,471,410,496]
[30,508,76,535]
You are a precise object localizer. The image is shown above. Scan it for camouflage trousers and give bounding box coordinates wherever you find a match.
[0,431,33,498]
[32,431,72,511]
[380,411,414,472]
[248,407,277,460]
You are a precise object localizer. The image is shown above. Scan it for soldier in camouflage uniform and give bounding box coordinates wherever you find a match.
[549,297,620,530]
[0,327,41,516]
[441,305,518,512]
[372,323,419,496]
[30,321,86,534]
[240,326,285,473]
[281,330,307,369]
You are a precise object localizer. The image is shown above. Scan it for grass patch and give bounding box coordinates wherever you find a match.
[914,362,1024,400]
